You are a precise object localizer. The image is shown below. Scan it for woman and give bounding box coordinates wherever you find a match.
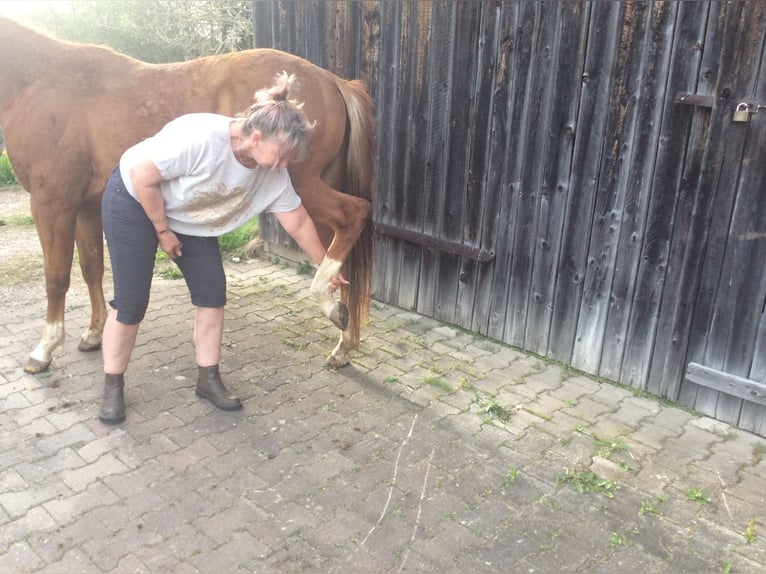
[99,72,345,425]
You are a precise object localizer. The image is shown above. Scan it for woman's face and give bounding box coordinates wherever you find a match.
[251,134,288,170]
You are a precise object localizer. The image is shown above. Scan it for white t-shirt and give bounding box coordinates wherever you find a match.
[119,113,302,237]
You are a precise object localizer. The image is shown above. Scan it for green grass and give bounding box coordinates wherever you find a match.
[218,217,259,254]
[422,375,451,393]
[0,151,17,186]
[685,487,711,505]
[153,217,259,279]
[555,468,620,498]
[0,213,33,227]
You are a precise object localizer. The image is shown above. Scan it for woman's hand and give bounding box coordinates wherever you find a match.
[158,229,183,259]
[330,272,349,293]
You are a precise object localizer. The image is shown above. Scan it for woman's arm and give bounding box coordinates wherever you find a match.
[276,205,348,290]
[129,159,183,258]
[275,205,326,265]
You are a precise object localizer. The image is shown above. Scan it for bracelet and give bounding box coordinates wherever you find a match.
[157,228,171,235]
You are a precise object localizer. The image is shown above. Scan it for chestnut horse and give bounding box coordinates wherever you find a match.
[0,17,374,373]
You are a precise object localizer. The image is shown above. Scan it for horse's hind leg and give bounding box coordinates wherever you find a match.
[74,206,106,352]
[295,177,372,367]
[24,202,77,373]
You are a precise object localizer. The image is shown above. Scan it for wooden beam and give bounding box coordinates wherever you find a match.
[373,222,495,262]
[674,92,714,108]
[685,362,766,407]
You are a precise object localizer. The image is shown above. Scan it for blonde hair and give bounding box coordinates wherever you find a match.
[238,72,315,162]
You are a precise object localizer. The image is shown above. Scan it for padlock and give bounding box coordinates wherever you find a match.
[733,102,750,122]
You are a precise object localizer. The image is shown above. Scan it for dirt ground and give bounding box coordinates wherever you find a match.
[0,186,94,312]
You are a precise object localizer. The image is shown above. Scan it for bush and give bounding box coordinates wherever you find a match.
[0,150,17,186]
[218,217,259,254]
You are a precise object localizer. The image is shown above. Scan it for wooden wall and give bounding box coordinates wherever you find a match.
[252,1,766,435]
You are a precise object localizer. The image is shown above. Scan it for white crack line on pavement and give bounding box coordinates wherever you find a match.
[398,446,435,573]
[360,413,418,547]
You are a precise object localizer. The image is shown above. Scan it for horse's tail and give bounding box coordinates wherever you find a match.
[333,78,376,349]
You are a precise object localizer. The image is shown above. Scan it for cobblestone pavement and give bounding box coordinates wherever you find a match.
[1,256,765,573]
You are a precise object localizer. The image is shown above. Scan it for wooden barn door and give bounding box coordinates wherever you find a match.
[665,2,766,434]
[250,1,766,433]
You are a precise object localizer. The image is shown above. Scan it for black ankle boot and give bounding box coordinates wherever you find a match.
[99,373,126,424]
[196,365,242,411]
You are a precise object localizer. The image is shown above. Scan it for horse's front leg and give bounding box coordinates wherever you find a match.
[24,203,77,374]
[74,205,107,352]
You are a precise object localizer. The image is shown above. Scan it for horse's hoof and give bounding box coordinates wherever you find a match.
[326,352,350,369]
[329,302,349,331]
[77,340,102,353]
[24,357,51,374]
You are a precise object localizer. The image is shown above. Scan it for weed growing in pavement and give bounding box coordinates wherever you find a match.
[474,396,513,422]
[592,434,629,458]
[402,334,428,348]
[383,375,399,383]
[458,377,473,391]
[501,465,518,487]
[555,468,620,498]
[685,487,711,505]
[281,338,307,350]
[607,528,638,548]
[296,260,314,275]
[744,517,759,544]
[638,496,667,516]
[422,375,452,393]
[752,442,766,465]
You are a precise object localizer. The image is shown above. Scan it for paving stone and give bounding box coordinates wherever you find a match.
[0,506,57,548]
[1,258,765,573]
[0,541,44,573]
[37,548,102,574]
[43,481,119,523]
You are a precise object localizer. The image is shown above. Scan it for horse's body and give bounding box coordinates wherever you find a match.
[0,17,374,373]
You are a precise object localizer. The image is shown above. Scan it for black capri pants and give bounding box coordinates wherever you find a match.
[101,168,227,325]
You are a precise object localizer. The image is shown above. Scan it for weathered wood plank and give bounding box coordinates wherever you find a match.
[641,1,711,398]
[572,0,650,375]
[371,1,403,306]
[686,363,766,408]
[740,309,766,434]
[504,1,557,348]
[549,1,621,363]
[455,0,501,330]
[601,1,682,385]
[470,1,520,337]
[414,0,454,320]
[390,0,423,310]
[430,0,482,325]
[485,0,532,342]
[524,1,588,355]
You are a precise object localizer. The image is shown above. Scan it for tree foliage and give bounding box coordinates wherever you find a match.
[34,0,253,63]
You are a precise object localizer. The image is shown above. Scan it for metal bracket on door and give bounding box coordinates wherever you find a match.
[373,221,495,262]
[676,92,765,123]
